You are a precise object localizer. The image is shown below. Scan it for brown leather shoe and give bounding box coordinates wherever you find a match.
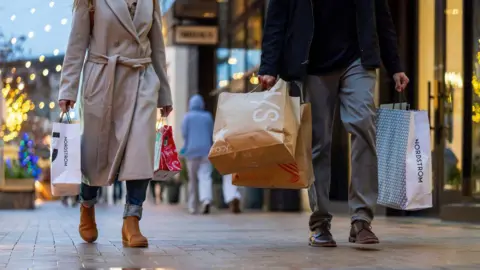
[229,198,241,214]
[79,205,98,243]
[122,216,148,248]
[349,220,379,244]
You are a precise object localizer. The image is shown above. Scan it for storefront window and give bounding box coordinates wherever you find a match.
[442,0,464,191]
[230,0,245,22]
[471,0,480,195]
[246,10,262,91]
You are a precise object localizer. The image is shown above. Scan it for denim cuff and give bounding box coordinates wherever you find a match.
[123,204,143,220]
[80,197,97,208]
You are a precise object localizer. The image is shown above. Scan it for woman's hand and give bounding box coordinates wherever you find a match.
[161,105,173,117]
[59,99,76,113]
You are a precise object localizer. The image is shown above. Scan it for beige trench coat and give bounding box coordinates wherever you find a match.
[58,0,172,186]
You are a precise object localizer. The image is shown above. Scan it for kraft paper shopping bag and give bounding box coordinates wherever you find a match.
[209,79,300,175]
[232,103,313,189]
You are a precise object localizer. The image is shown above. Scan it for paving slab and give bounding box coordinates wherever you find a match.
[0,202,479,269]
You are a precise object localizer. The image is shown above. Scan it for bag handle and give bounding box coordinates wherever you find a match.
[58,112,72,123]
[392,91,410,110]
[156,117,168,130]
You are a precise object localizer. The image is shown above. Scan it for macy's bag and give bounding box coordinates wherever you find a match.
[209,80,300,175]
[233,101,313,189]
[376,106,433,210]
[154,122,181,181]
[50,113,82,196]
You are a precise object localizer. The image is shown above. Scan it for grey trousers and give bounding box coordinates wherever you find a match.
[306,59,378,231]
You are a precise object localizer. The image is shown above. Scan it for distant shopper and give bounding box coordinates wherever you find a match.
[222,174,241,214]
[259,0,409,247]
[113,178,123,205]
[150,180,165,205]
[182,94,214,214]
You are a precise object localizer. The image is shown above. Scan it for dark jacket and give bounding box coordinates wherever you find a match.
[259,0,402,81]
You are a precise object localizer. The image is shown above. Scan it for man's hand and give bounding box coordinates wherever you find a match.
[59,99,75,113]
[161,105,173,117]
[393,72,409,92]
[258,75,277,90]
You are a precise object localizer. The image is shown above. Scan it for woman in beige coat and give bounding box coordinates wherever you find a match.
[58,0,172,247]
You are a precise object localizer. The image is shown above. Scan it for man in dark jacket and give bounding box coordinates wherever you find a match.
[259,0,409,247]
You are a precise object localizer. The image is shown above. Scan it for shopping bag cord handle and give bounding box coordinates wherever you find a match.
[392,91,410,110]
[58,111,72,123]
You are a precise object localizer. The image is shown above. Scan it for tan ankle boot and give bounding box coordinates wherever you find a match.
[79,205,98,243]
[122,216,148,247]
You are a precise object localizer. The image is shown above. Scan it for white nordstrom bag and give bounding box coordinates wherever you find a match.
[376,107,433,210]
[50,113,82,196]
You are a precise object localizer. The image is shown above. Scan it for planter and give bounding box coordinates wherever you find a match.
[0,178,35,209]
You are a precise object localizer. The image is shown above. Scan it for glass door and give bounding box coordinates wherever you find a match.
[417,0,465,212]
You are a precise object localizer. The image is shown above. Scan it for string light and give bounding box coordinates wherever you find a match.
[29,74,36,81]
[53,49,60,56]
[25,61,31,68]
[39,55,45,62]
[55,65,62,72]
[61,18,68,25]
[49,1,55,8]
[42,69,49,76]
[18,83,25,91]
[44,24,52,32]
[30,8,36,14]
[49,102,55,109]
[28,31,34,38]
[39,102,45,109]
[10,15,16,21]
[11,38,17,45]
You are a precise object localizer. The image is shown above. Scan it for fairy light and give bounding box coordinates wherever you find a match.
[30,8,36,14]
[39,55,45,62]
[11,38,17,45]
[61,18,68,25]
[25,61,31,68]
[28,31,34,38]
[49,1,55,8]
[44,24,52,32]
[39,102,45,109]
[55,65,62,72]
[29,74,36,81]
[42,69,49,76]
[10,15,16,21]
[53,49,60,56]
[49,102,55,109]
[1,80,34,142]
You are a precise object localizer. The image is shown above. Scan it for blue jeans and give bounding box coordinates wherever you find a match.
[80,180,150,219]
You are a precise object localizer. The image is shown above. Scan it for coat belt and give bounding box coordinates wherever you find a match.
[87,52,152,172]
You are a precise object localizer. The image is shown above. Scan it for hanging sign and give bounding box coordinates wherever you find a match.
[173,25,218,45]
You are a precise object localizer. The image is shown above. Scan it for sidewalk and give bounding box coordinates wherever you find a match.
[0,202,479,269]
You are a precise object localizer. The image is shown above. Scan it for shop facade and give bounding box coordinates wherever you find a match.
[213,0,480,219]
[414,0,480,222]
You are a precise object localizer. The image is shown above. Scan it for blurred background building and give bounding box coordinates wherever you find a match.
[1,0,480,221]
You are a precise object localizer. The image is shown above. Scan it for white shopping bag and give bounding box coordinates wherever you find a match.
[50,113,82,196]
[376,108,433,210]
[405,110,433,210]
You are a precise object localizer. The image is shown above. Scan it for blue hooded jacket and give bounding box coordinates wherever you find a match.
[181,94,214,159]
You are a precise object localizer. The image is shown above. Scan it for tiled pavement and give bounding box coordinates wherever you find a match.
[0,202,479,269]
